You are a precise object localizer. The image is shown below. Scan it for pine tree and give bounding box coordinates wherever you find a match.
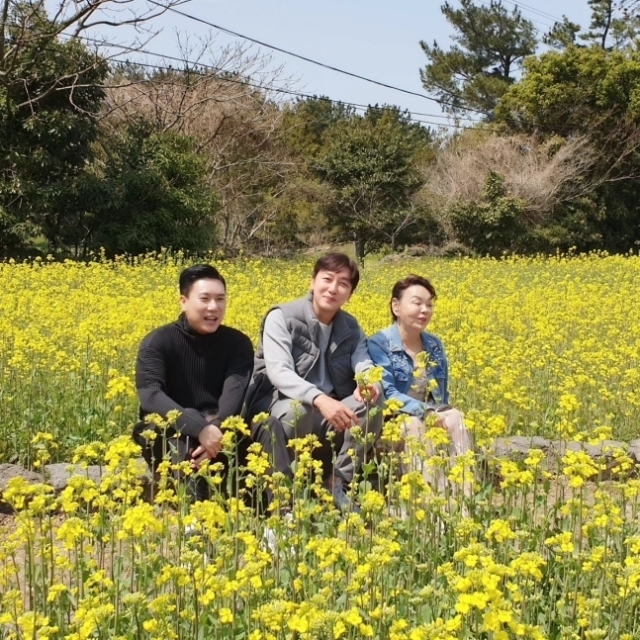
[582,0,640,49]
[419,0,537,118]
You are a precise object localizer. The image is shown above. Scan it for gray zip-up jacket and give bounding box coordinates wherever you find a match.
[245,293,374,413]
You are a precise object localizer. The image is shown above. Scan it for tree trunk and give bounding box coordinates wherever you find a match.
[354,232,365,265]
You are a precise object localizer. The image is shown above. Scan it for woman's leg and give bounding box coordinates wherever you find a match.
[437,408,474,500]
[438,408,473,456]
[403,416,447,492]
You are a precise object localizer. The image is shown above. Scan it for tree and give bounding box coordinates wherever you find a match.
[620,0,640,15]
[419,0,537,118]
[496,45,640,151]
[314,109,427,261]
[582,0,640,49]
[281,97,355,159]
[77,121,218,256]
[420,130,601,252]
[1,0,193,93]
[104,39,305,255]
[496,45,640,251]
[449,170,527,255]
[542,17,581,50]
[0,6,108,255]
[0,0,196,256]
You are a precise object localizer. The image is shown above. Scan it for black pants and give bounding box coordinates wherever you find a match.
[132,421,247,503]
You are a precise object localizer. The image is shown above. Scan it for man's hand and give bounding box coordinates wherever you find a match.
[313,394,358,432]
[190,424,223,467]
[354,383,381,405]
[190,448,214,469]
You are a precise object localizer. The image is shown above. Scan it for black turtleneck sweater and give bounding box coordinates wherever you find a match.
[136,315,254,438]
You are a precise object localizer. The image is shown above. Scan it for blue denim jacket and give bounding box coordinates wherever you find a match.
[368,323,449,417]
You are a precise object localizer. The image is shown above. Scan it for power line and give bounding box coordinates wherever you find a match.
[77,34,493,130]
[74,35,583,138]
[146,0,489,117]
[500,0,564,24]
[475,0,551,28]
[106,55,488,130]
[477,0,555,29]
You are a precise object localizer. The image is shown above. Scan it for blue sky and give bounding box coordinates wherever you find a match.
[105,0,595,127]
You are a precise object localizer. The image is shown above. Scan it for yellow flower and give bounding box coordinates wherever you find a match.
[360,490,386,514]
[383,397,405,416]
[344,608,363,627]
[219,608,233,624]
[485,519,516,544]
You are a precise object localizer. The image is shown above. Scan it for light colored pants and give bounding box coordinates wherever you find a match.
[404,408,473,496]
[270,394,383,484]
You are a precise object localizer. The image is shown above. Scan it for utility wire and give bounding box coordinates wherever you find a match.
[106,54,493,131]
[500,0,564,24]
[147,0,490,117]
[77,34,496,130]
[476,0,554,28]
[151,0,582,128]
[73,35,588,138]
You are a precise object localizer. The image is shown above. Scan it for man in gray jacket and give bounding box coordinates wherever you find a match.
[247,252,382,511]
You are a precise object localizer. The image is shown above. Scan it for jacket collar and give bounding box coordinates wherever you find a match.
[387,322,430,353]
[303,293,350,347]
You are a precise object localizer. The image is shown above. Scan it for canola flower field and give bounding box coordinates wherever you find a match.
[1,251,639,464]
[1,252,640,639]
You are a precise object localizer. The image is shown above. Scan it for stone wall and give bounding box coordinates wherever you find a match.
[1,436,639,513]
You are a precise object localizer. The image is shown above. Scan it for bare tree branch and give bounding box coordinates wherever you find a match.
[99,33,307,253]
[1,0,197,91]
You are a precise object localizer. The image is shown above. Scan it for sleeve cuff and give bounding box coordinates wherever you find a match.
[401,401,428,418]
[304,388,324,407]
[178,414,210,438]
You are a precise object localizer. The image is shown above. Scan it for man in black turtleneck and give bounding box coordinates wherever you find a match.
[132,264,254,501]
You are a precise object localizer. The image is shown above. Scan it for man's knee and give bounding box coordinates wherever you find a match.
[251,415,287,448]
[275,400,311,422]
[271,399,316,436]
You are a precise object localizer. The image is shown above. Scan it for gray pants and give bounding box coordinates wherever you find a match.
[251,394,383,485]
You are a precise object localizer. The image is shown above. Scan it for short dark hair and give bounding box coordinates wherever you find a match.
[312,252,360,291]
[179,264,226,296]
[390,274,437,320]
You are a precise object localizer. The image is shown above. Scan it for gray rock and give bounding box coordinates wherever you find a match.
[0,457,158,513]
[0,463,42,513]
[628,439,640,463]
[489,436,551,458]
[44,463,104,493]
[550,439,627,459]
[547,439,628,476]
[0,463,42,490]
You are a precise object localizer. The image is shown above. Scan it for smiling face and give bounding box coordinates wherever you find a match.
[180,278,227,334]
[391,284,434,333]
[310,267,354,322]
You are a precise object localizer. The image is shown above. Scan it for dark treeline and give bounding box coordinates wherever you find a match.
[3,0,640,261]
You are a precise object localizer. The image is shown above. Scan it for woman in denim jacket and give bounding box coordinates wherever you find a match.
[368,274,472,495]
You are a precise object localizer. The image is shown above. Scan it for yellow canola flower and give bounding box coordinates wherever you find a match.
[562,450,605,488]
[2,253,640,639]
[2,252,640,463]
[485,519,516,544]
[118,503,163,539]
